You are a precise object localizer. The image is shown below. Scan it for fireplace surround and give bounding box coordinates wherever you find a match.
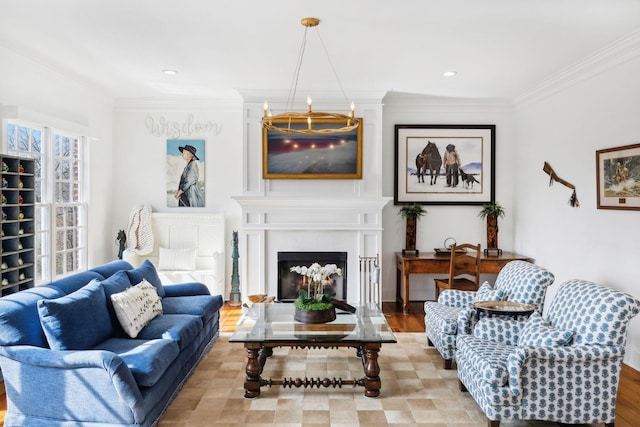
[277,251,347,301]
[232,196,391,304]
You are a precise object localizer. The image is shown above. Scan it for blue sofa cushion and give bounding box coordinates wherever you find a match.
[517,312,574,347]
[37,280,114,350]
[99,270,133,334]
[48,271,105,295]
[162,294,224,324]
[93,337,180,387]
[137,314,202,350]
[89,259,134,280]
[125,259,165,297]
[0,287,66,347]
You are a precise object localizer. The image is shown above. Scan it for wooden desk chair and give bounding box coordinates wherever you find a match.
[434,243,481,300]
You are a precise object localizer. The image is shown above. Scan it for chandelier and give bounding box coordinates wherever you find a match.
[261,17,361,135]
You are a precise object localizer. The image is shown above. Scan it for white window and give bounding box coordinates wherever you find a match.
[6,121,88,283]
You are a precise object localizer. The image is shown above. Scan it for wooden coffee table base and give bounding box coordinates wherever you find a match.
[243,341,382,399]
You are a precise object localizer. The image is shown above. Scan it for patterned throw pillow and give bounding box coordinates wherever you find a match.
[110,280,163,338]
[475,281,505,302]
[517,312,574,347]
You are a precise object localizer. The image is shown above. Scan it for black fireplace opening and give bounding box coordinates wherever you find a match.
[277,251,347,302]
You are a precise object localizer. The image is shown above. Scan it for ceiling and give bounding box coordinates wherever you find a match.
[2,0,640,101]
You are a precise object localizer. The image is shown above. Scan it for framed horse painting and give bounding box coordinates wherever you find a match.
[394,124,495,205]
[262,117,363,179]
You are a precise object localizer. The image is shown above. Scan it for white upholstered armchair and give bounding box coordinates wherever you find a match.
[424,260,555,369]
[456,279,640,427]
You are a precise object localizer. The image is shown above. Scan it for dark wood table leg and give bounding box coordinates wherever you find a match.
[396,261,402,308]
[402,263,410,315]
[243,344,263,398]
[361,343,381,397]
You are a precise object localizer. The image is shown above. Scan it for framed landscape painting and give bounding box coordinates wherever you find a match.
[596,143,640,210]
[262,118,363,179]
[394,124,495,205]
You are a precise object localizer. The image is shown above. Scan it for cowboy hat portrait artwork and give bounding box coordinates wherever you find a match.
[166,139,205,207]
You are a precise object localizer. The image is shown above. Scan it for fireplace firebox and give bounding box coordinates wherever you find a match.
[277,251,347,302]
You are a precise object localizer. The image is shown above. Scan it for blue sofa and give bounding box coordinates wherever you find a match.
[0,259,223,427]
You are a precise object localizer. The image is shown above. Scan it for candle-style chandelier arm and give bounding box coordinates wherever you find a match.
[262,111,361,135]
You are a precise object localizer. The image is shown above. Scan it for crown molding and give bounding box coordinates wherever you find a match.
[1,104,89,134]
[382,91,512,114]
[515,29,640,106]
[237,89,386,105]
[113,97,243,112]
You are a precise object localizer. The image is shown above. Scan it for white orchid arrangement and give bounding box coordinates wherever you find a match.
[290,263,342,306]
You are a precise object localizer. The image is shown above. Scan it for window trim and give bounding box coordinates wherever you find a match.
[3,118,89,284]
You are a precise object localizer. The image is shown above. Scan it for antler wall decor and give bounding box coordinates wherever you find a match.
[543,161,580,207]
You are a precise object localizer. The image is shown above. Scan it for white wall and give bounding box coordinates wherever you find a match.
[0,45,116,267]
[513,48,640,368]
[381,94,515,302]
[111,100,244,295]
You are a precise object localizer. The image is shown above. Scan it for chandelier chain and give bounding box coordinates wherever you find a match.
[286,26,309,111]
[314,27,350,105]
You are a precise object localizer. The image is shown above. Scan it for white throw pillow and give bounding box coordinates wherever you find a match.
[110,279,163,338]
[158,247,197,271]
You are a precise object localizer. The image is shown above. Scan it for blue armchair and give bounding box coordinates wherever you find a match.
[456,279,640,427]
[424,260,554,369]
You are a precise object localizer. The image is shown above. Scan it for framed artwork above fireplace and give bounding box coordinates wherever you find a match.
[262,118,363,179]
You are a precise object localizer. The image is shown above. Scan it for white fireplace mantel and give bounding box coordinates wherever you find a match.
[233,196,391,231]
[232,196,391,304]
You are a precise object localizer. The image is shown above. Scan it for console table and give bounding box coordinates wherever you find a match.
[395,251,533,315]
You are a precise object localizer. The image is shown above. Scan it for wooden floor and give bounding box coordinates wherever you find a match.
[2,301,639,426]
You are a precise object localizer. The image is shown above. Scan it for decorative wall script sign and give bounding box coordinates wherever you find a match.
[145,114,223,139]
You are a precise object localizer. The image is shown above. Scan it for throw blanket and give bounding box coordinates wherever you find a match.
[126,205,154,254]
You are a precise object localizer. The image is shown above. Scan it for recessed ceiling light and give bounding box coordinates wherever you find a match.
[443,71,457,77]
[162,69,178,76]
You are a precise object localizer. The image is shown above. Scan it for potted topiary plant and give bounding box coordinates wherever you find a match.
[478,202,505,255]
[398,204,427,255]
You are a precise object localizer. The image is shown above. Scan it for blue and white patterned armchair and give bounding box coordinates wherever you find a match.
[424,260,554,369]
[456,279,640,427]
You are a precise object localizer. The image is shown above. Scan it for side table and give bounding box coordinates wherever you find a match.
[472,300,536,319]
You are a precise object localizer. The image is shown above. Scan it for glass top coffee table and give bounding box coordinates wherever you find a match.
[229,302,397,398]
